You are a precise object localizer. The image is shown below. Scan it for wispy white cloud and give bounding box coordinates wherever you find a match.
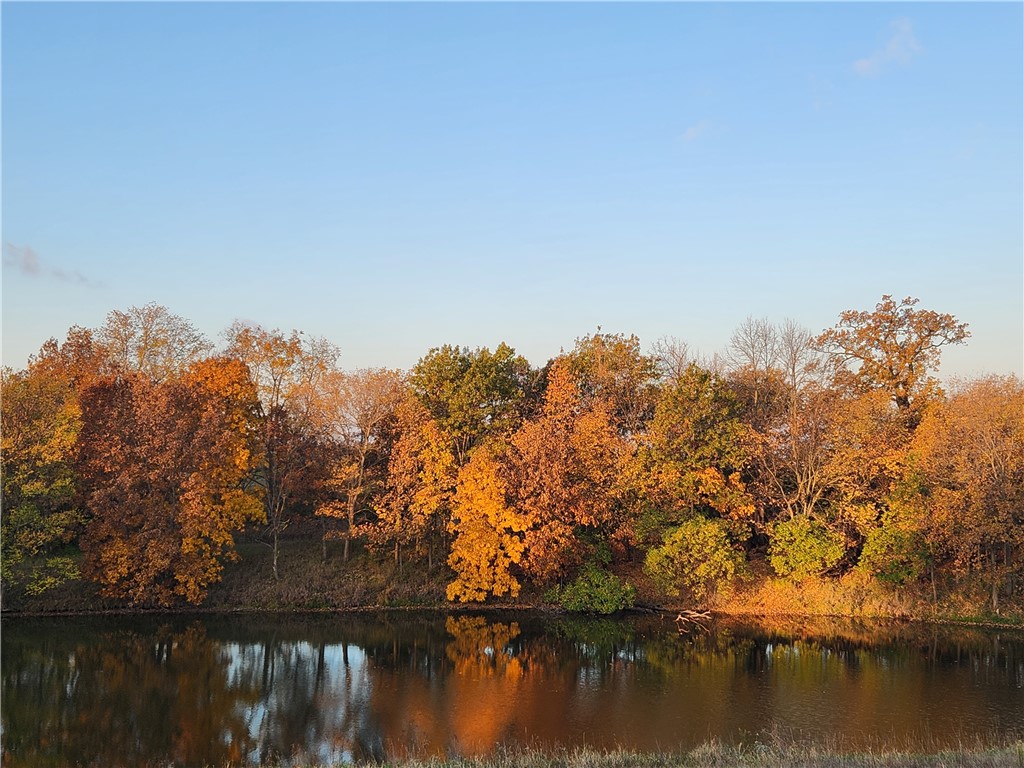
[3,242,101,287]
[681,120,711,142]
[854,18,922,77]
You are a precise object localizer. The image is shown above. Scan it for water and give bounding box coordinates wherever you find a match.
[2,611,1022,766]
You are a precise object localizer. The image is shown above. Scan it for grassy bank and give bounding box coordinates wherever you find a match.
[255,742,1024,768]
[3,535,1022,627]
[705,568,1024,627]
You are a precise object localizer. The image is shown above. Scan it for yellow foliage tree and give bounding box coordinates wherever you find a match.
[446,449,529,602]
[368,395,456,567]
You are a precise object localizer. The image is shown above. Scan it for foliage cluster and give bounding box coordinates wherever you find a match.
[547,562,636,614]
[3,296,1022,616]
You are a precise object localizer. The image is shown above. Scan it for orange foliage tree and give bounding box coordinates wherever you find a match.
[367,395,457,568]
[77,358,263,606]
[815,295,969,417]
[505,361,631,584]
[912,376,1024,611]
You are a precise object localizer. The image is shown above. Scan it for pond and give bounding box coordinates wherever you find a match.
[2,611,1022,766]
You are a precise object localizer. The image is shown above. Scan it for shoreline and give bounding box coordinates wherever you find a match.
[5,539,1021,628]
[5,602,1022,631]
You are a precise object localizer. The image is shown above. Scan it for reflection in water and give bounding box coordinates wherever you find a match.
[2,613,1022,767]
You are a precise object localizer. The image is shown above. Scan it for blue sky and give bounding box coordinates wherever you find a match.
[3,2,1022,378]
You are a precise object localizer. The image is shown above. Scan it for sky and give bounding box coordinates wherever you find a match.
[3,2,1022,379]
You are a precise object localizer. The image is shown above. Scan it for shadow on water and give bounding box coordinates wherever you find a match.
[2,611,1022,767]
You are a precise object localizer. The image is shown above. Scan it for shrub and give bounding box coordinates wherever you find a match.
[644,516,745,602]
[548,562,635,614]
[858,524,928,585]
[769,516,846,580]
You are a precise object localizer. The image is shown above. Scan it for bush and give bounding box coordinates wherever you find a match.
[644,516,745,602]
[548,562,635,614]
[858,524,928,585]
[769,516,846,580]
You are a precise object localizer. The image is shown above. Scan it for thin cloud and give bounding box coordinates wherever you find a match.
[3,241,101,287]
[681,120,711,142]
[3,242,40,275]
[854,18,922,77]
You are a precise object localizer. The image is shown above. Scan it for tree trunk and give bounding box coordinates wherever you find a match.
[990,547,999,613]
[272,528,280,582]
[930,562,937,608]
[344,493,357,563]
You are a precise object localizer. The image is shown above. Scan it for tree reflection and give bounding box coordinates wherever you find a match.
[3,614,1022,767]
[2,621,258,767]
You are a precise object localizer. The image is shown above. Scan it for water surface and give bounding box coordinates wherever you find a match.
[2,611,1022,766]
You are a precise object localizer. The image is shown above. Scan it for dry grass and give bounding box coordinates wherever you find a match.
[699,567,1021,627]
[259,741,1024,768]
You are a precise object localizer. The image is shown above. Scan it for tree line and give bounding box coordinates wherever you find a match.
[2,296,1021,612]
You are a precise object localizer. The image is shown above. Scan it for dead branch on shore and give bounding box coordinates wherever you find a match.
[674,610,712,632]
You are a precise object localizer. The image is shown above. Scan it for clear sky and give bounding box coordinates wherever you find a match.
[3,2,1022,378]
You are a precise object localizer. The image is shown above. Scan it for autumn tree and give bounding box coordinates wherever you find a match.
[446,448,529,602]
[737,321,840,526]
[97,302,212,382]
[0,365,84,594]
[28,325,109,391]
[650,335,691,385]
[505,361,631,584]
[563,331,659,435]
[314,368,405,561]
[912,376,1024,612]
[726,316,785,427]
[223,322,338,580]
[367,394,456,568]
[408,343,533,465]
[815,295,969,417]
[637,363,754,530]
[77,359,263,606]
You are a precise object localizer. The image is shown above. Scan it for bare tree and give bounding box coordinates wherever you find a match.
[651,336,691,384]
[98,303,211,381]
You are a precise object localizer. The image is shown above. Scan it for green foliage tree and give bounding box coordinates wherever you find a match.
[635,363,755,541]
[855,463,931,587]
[409,342,533,464]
